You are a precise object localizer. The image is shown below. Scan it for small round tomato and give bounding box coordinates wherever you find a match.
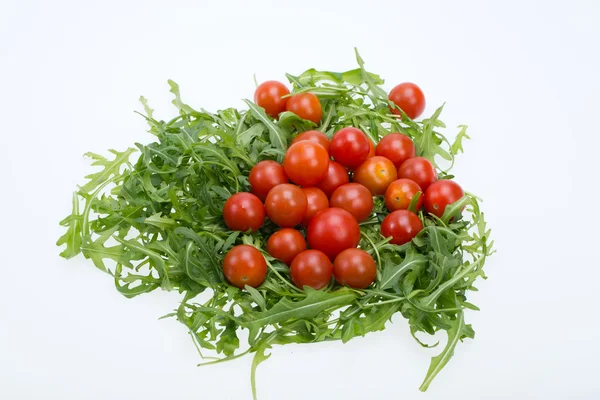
[290,250,333,290]
[286,93,322,124]
[301,187,329,225]
[388,82,426,119]
[316,161,349,198]
[330,183,374,222]
[381,210,423,245]
[397,157,438,192]
[424,180,464,218]
[330,127,370,169]
[307,208,361,260]
[375,133,416,168]
[265,184,307,227]
[222,192,265,232]
[223,245,267,288]
[353,156,398,196]
[248,160,288,201]
[254,81,290,118]
[266,228,307,265]
[291,130,330,153]
[333,248,377,289]
[283,141,329,187]
[385,179,423,211]
[367,139,376,158]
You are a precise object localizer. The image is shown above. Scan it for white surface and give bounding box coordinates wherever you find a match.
[1,0,599,399]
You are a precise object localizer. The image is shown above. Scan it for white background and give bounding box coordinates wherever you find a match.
[1,0,599,399]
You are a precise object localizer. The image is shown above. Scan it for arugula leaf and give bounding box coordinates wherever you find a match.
[379,246,427,290]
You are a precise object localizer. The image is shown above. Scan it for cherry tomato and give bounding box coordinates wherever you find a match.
[316,161,349,198]
[333,248,377,289]
[330,127,370,169]
[381,210,423,245]
[301,187,329,225]
[223,245,267,288]
[290,250,333,290]
[375,133,416,168]
[283,141,329,187]
[385,179,423,212]
[266,228,307,265]
[424,180,464,218]
[397,157,438,192]
[248,160,288,201]
[353,156,398,196]
[388,82,426,119]
[291,130,330,153]
[265,184,307,227]
[222,192,265,232]
[330,183,374,222]
[307,208,361,260]
[286,93,322,124]
[254,81,290,118]
[367,139,376,158]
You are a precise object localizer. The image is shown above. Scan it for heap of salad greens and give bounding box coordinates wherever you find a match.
[57,50,494,398]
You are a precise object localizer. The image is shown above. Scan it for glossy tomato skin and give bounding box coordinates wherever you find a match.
[266,228,307,265]
[381,210,423,245]
[353,156,398,196]
[292,130,330,153]
[316,161,349,198]
[290,250,333,290]
[223,245,267,288]
[248,160,288,201]
[283,141,329,187]
[397,157,438,192]
[301,187,329,225]
[265,184,307,227]
[375,133,416,168]
[286,93,322,124]
[330,183,374,222]
[388,82,426,119]
[424,180,464,218]
[222,192,265,232]
[307,207,361,260]
[330,127,370,169]
[254,81,290,118]
[385,179,424,211]
[333,248,377,289]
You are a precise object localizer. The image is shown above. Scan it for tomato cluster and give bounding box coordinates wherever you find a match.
[222,80,464,291]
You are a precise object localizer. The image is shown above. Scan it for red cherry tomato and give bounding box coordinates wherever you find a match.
[283,141,329,187]
[424,180,464,218]
[291,130,330,153]
[375,133,416,168]
[223,245,267,288]
[330,127,370,169]
[248,160,288,201]
[222,192,265,232]
[307,207,361,260]
[381,210,423,245]
[330,183,374,222]
[254,81,290,118]
[333,248,377,289]
[367,139,376,158]
[385,179,424,211]
[301,187,329,225]
[397,157,438,192]
[290,250,333,290]
[352,156,398,196]
[316,161,349,198]
[388,82,426,119]
[266,228,307,265]
[286,93,322,124]
[265,184,307,227]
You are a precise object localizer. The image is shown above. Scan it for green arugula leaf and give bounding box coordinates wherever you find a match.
[379,246,427,290]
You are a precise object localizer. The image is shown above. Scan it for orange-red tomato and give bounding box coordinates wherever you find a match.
[330,183,373,222]
[265,184,307,227]
[248,160,288,201]
[283,141,329,187]
[291,130,330,153]
[266,228,307,265]
[301,187,329,225]
[375,133,416,168]
[352,156,398,196]
[385,179,424,211]
[222,192,265,232]
[333,248,377,289]
[290,250,333,290]
[388,82,425,119]
[254,81,290,118]
[223,245,267,288]
[316,161,349,198]
[286,93,322,124]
